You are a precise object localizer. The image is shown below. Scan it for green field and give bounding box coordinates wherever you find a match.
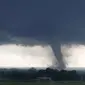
[0,81,85,85]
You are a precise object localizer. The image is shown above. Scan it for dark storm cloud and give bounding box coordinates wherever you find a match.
[0,0,85,69]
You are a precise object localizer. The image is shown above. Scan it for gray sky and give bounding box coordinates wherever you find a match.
[0,0,84,42]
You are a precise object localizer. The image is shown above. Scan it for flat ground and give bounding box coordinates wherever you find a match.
[0,81,85,85]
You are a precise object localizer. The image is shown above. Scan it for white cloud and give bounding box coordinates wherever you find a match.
[0,44,57,68]
[61,44,85,69]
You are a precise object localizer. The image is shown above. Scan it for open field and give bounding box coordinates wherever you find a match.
[0,81,85,85]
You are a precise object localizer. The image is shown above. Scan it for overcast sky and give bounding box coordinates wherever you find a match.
[0,0,85,43]
[0,0,85,69]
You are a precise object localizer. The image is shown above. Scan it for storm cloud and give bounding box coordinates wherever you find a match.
[0,0,85,70]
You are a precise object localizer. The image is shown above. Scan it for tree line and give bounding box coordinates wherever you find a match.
[0,68,83,81]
